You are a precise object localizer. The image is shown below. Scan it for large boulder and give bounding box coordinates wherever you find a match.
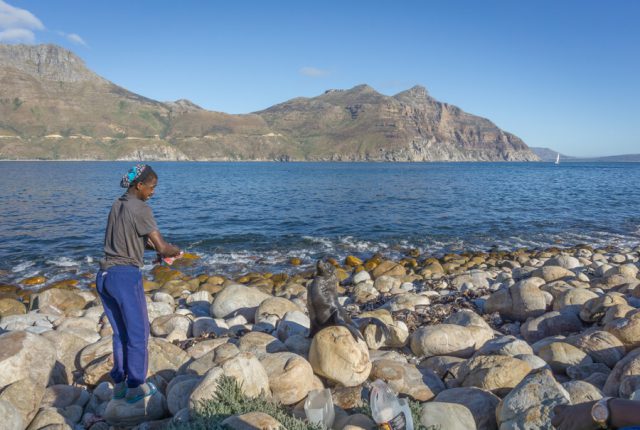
[562,380,603,404]
[0,399,23,430]
[32,288,87,315]
[309,326,371,387]
[566,329,626,368]
[473,336,533,358]
[410,324,477,358]
[0,331,56,389]
[104,393,167,426]
[210,283,271,321]
[531,266,575,283]
[484,281,546,322]
[370,359,445,401]
[580,292,628,323]
[259,352,315,405]
[420,402,477,430]
[237,332,287,359]
[0,377,46,425]
[520,310,583,343]
[189,354,271,409]
[604,315,640,349]
[453,355,532,395]
[435,387,500,430]
[603,348,640,397]
[537,342,593,374]
[41,330,91,385]
[444,310,494,349]
[496,369,571,430]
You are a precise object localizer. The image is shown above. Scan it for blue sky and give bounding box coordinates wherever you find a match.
[2,1,639,156]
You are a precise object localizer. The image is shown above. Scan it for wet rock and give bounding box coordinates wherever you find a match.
[211,283,271,321]
[372,260,406,278]
[370,359,445,401]
[496,369,571,429]
[309,326,371,387]
[0,298,26,317]
[420,401,477,430]
[435,386,500,430]
[453,355,532,395]
[260,352,314,405]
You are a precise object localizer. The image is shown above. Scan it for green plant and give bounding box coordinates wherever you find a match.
[168,376,323,430]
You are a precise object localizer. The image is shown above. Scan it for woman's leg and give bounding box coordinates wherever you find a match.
[97,270,128,383]
[104,266,149,388]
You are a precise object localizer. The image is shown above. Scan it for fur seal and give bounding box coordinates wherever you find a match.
[307,259,390,341]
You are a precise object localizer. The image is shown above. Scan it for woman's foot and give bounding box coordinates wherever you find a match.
[125,382,157,404]
[112,381,127,400]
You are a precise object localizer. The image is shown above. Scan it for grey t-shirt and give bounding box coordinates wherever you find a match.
[100,193,158,269]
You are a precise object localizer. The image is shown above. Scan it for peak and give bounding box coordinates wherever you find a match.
[0,43,98,83]
[350,84,377,92]
[166,99,203,112]
[394,85,429,100]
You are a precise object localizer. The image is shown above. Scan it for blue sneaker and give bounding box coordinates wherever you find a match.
[112,381,127,400]
[125,382,157,404]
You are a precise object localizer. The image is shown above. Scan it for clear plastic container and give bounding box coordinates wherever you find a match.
[304,388,335,429]
[370,379,414,430]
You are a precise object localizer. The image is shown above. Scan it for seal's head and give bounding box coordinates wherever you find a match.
[316,259,336,277]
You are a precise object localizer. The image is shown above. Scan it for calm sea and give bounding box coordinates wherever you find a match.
[1,161,639,287]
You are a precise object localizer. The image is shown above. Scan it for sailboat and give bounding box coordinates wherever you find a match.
[555,153,560,165]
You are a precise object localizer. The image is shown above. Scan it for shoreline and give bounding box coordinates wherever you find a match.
[0,242,639,427]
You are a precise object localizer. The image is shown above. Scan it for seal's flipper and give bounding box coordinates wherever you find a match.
[354,317,390,342]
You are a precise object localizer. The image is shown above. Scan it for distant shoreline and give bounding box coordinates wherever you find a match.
[1,159,639,163]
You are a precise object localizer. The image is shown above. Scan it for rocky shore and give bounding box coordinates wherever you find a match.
[1,244,639,429]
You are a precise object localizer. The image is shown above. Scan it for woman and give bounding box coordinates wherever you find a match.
[96,164,181,403]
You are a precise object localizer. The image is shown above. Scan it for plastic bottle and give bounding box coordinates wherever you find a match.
[304,388,335,429]
[370,379,414,430]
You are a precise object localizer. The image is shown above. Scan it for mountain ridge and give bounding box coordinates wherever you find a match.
[0,43,539,161]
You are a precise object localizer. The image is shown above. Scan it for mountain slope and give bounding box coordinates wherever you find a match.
[0,44,538,161]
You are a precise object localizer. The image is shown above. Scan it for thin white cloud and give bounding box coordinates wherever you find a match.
[65,33,86,46]
[0,1,44,31]
[0,27,34,43]
[300,66,330,78]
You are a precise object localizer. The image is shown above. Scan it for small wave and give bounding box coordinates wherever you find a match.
[45,257,80,267]
[12,261,35,272]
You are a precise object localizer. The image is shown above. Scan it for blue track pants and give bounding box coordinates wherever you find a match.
[96,265,149,388]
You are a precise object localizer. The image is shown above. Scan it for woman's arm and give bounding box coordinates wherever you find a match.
[553,399,640,429]
[147,230,181,257]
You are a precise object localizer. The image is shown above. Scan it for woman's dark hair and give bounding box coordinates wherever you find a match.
[132,165,157,186]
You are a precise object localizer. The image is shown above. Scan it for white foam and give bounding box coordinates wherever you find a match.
[12,261,34,272]
[45,257,80,267]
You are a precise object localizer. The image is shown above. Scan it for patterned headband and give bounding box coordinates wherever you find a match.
[120,164,148,188]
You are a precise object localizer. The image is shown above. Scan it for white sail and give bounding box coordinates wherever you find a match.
[555,153,560,164]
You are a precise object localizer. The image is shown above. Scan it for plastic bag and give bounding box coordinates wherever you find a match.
[370,379,414,430]
[304,388,335,429]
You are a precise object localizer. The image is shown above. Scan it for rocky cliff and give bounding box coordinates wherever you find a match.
[0,44,539,161]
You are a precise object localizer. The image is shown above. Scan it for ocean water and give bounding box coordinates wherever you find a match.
[1,161,639,287]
